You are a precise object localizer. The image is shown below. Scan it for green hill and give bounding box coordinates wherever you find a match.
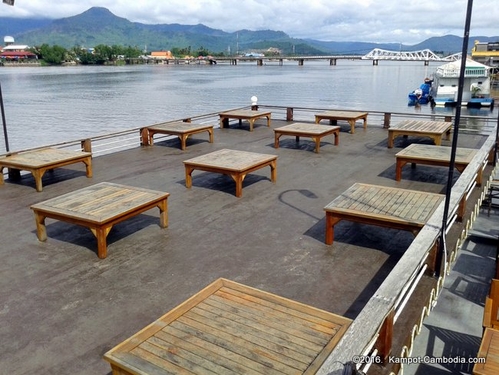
[1,7,498,55]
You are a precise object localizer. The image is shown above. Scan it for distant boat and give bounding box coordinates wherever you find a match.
[408,78,434,105]
[433,58,495,108]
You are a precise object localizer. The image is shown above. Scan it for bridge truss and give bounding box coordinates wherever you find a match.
[363,48,458,62]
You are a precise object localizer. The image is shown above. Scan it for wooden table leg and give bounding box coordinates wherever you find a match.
[325,213,341,245]
[312,137,320,153]
[266,115,271,127]
[333,130,339,145]
[348,120,356,134]
[93,226,111,259]
[33,170,44,192]
[33,211,47,241]
[208,129,214,143]
[185,165,194,188]
[434,136,442,146]
[362,116,368,130]
[395,160,407,181]
[248,119,255,132]
[84,157,93,178]
[179,135,187,150]
[387,132,394,148]
[274,133,281,149]
[232,173,244,197]
[0,166,4,185]
[158,199,168,228]
[270,160,277,183]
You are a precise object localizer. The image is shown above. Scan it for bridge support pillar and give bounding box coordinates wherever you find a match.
[424,60,429,66]
[298,59,304,66]
[257,59,263,66]
[231,59,238,65]
[373,59,379,66]
[329,59,337,66]
[279,59,283,66]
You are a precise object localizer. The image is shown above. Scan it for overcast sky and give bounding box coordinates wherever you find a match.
[2,0,498,45]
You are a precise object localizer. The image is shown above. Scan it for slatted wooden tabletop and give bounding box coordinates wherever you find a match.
[183,149,277,197]
[219,109,272,132]
[395,144,478,182]
[144,121,214,149]
[104,278,351,375]
[314,110,368,134]
[30,182,169,258]
[323,183,444,245]
[0,148,92,191]
[274,123,340,153]
[473,327,499,374]
[387,119,452,148]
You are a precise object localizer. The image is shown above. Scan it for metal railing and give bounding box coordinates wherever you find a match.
[0,105,497,375]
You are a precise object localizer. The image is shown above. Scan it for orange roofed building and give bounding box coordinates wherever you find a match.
[149,51,174,60]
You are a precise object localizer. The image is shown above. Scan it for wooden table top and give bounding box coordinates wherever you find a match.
[31,182,170,225]
[183,149,277,171]
[315,110,368,119]
[147,121,213,134]
[474,327,499,374]
[104,278,352,375]
[389,119,452,135]
[219,109,271,118]
[0,148,91,168]
[396,144,478,163]
[324,183,443,226]
[274,122,340,135]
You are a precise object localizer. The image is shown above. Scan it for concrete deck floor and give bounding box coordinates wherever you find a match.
[0,117,493,374]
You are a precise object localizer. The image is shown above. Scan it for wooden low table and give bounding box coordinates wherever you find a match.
[314,110,368,134]
[473,327,499,374]
[30,182,169,259]
[104,278,352,375]
[323,183,443,245]
[274,122,340,153]
[142,121,214,150]
[219,109,272,132]
[183,149,277,197]
[0,148,92,192]
[387,119,452,148]
[395,144,480,183]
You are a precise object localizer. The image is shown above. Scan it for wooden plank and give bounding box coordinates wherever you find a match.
[104,278,350,375]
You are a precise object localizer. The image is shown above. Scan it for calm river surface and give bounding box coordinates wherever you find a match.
[0,60,494,150]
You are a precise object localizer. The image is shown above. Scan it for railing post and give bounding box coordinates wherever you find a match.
[286,107,294,121]
[375,308,394,363]
[140,128,149,146]
[383,113,391,128]
[81,138,92,153]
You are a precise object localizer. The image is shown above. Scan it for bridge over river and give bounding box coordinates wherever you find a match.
[212,48,461,66]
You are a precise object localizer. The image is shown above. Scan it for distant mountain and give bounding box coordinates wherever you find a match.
[0,7,498,55]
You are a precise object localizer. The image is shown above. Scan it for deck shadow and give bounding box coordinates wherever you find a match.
[272,139,336,153]
[5,169,89,190]
[31,213,161,257]
[416,324,481,374]
[378,164,459,185]
[305,218,414,251]
[178,173,270,196]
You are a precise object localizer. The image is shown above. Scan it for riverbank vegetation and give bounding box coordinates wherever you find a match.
[27,44,225,65]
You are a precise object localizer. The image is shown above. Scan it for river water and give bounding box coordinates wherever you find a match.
[0,59,495,151]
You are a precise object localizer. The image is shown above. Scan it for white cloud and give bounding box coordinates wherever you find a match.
[1,0,498,45]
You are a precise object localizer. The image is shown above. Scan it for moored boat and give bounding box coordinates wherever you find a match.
[408,77,434,105]
[433,58,495,108]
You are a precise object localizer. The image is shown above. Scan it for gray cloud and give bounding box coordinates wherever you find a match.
[2,0,498,45]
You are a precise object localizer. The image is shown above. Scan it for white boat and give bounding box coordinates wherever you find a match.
[433,58,495,108]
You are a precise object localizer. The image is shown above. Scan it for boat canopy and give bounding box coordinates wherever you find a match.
[435,58,491,79]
